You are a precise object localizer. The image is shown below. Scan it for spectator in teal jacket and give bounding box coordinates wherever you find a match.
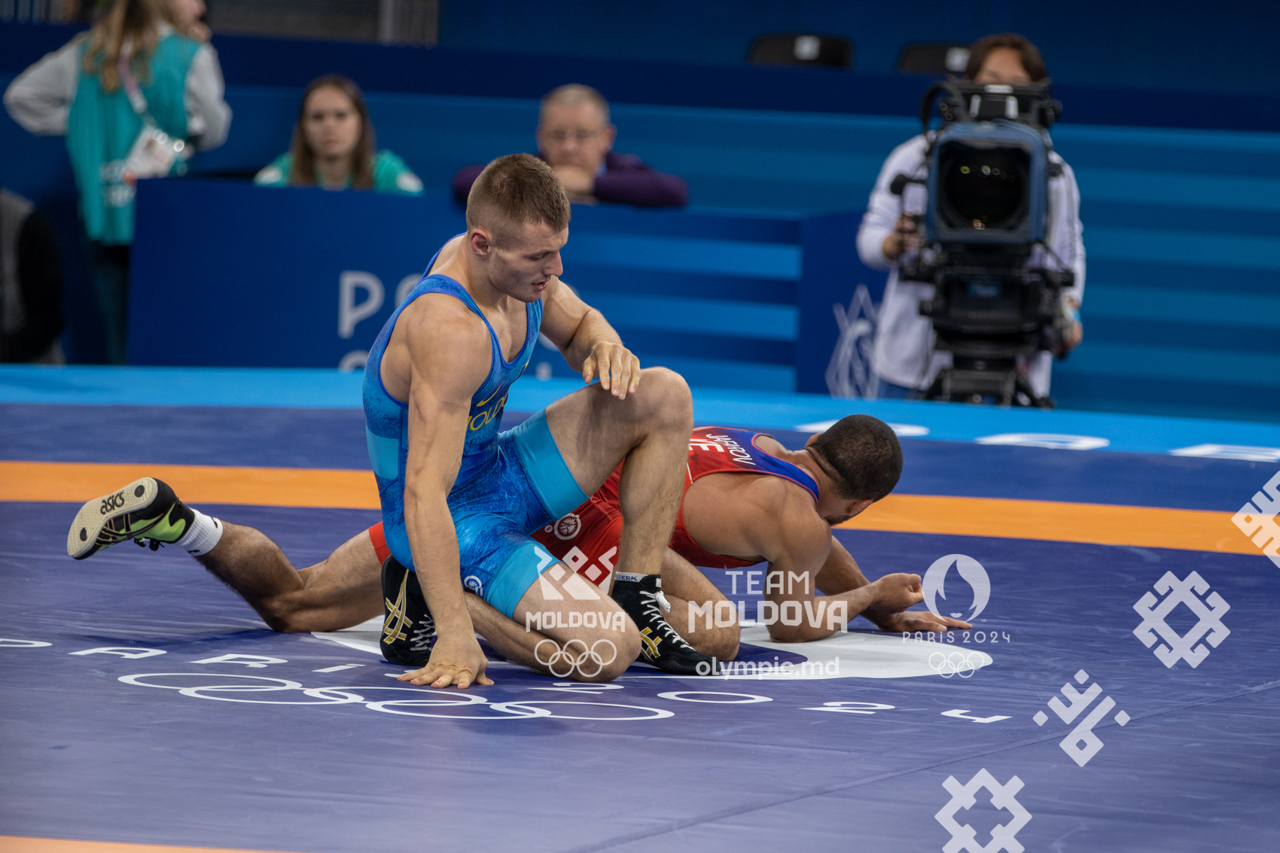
[4,0,231,364]
[255,75,423,196]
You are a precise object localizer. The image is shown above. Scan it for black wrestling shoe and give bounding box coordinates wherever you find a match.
[66,477,196,560]
[380,556,436,667]
[611,574,720,676]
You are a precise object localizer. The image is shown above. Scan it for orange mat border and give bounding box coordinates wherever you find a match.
[837,494,1252,554]
[0,837,300,853]
[0,460,1255,556]
[0,461,379,510]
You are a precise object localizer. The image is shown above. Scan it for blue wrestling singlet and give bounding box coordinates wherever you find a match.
[363,248,589,617]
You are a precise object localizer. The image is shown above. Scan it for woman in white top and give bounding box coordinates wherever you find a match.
[4,0,231,364]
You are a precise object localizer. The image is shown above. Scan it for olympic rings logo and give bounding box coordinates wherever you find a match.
[533,638,617,679]
[118,673,671,720]
[928,651,986,678]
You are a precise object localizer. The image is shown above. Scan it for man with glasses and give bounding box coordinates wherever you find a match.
[453,84,688,207]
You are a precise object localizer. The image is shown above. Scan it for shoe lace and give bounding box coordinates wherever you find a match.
[639,587,695,650]
[135,538,164,552]
[409,619,435,652]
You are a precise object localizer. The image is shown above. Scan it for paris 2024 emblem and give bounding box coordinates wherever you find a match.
[923,554,991,623]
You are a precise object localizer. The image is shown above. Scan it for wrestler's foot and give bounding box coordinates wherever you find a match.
[380,557,436,667]
[67,477,197,560]
[612,574,719,676]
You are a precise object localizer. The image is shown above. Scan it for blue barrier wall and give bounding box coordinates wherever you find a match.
[124,174,1280,423]
[126,180,868,394]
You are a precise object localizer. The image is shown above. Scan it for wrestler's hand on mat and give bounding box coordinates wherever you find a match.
[872,609,972,634]
[398,633,494,689]
[582,341,641,400]
[870,572,925,612]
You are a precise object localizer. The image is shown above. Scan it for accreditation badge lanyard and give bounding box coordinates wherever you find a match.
[118,52,190,182]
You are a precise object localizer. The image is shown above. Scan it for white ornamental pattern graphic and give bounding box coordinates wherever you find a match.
[1232,470,1280,567]
[936,769,1032,853]
[1132,571,1230,668]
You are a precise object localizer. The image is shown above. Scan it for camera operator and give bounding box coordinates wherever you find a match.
[857,34,1085,400]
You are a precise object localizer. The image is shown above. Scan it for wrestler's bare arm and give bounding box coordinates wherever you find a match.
[815,536,872,595]
[394,297,495,689]
[737,483,856,642]
[539,278,639,398]
[817,535,971,634]
[755,489,956,639]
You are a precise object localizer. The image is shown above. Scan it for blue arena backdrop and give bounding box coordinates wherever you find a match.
[126,179,865,395]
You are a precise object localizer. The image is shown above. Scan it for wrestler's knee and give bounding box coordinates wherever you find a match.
[255,592,332,633]
[562,627,640,683]
[696,624,740,663]
[257,600,308,633]
[597,628,642,682]
[679,600,740,661]
[632,367,692,427]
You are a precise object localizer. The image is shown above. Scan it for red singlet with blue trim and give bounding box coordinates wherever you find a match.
[595,426,820,569]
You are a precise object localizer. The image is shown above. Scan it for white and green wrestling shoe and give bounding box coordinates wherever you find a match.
[66,477,206,559]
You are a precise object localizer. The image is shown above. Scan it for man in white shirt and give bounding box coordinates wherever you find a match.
[857,34,1085,400]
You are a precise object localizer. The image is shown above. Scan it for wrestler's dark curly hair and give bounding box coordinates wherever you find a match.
[807,415,903,502]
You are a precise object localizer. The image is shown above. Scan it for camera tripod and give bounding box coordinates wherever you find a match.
[922,355,1054,408]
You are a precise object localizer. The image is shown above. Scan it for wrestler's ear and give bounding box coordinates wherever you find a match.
[469,228,494,259]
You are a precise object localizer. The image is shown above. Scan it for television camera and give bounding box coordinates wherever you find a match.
[891,79,1076,407]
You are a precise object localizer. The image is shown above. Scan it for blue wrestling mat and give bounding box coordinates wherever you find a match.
[2,366,1279,853]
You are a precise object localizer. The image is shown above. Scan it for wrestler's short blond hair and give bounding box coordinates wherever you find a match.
[465,153,571,245]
